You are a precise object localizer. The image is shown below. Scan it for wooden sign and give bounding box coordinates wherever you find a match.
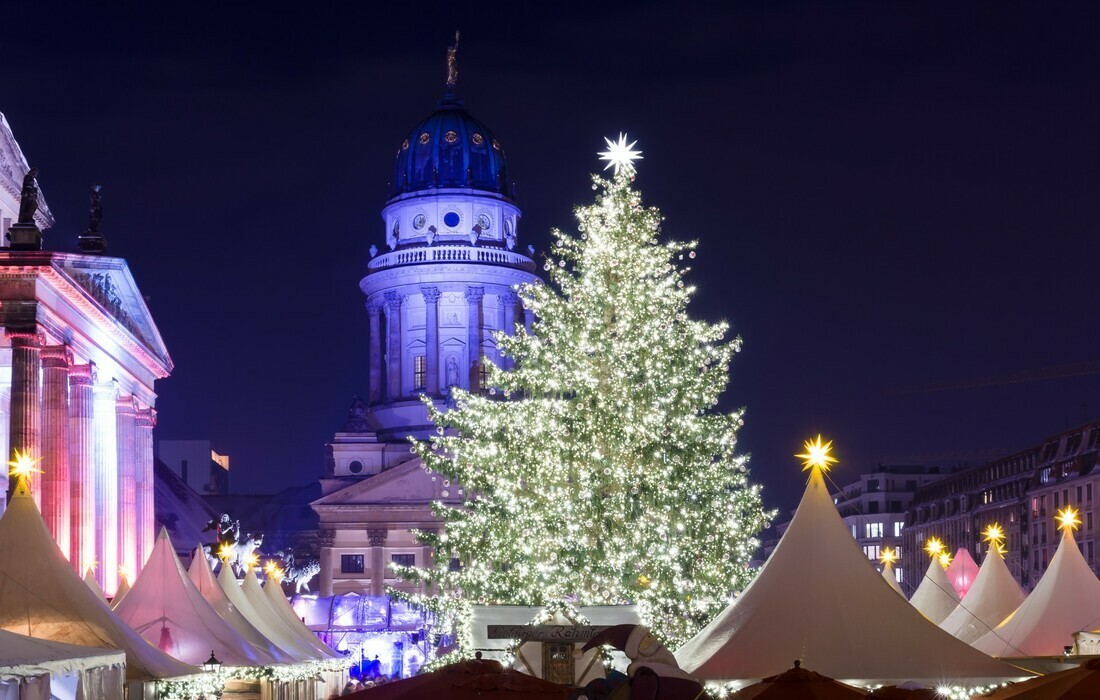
[486,625,608,642]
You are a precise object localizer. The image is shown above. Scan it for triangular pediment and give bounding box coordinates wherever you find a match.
[0,112,54,229]
[53,254,172,373]
[313,457,449,507]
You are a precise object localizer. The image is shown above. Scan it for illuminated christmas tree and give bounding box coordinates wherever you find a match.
[395,135,770,647]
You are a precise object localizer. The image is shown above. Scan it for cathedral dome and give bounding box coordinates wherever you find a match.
[390,97,511,200]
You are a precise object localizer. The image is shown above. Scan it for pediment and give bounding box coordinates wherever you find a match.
[53,255,172,373]
[0,112,54,229]
[313,456,447,507]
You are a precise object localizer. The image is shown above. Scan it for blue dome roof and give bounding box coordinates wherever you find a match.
[391,97,511,200]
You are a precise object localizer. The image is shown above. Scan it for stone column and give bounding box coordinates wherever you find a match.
[421,286,441,395]
[368,528,388,597]
[134,408,156,570]
[523,305,534,334]
[367,299,383,404]
[7,330,42,510]
[115,395,138,579]
[69,363,96,574]
[502,290,519,370]
[93,379,119,593]
[384,291,404,400]
[40,345,72,555]
[318,529,335,597]
[465,286,484,392]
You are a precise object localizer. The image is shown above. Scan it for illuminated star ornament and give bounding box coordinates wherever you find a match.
[598,133,643,174]
[1057,506,1081,532]
[879,547,898,566]
[983,523,1007,555]
[924,537,945,558]
[217,542,235,564]
[7,449,43,494]
[796,435,837,474]
[938,552,953,569]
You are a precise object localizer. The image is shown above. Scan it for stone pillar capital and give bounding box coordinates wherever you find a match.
[420,285,442,303]
[464,286,484,304]
[6,329,43,347]
[135,407,157,428]
[40,345,73,368]
[383,290,405,310]
[318,528,337,547]
[69,363,97,386]
[115,394,138,415]
[366,298,384,315]
[367,528,388,547]
[502,289,521,306]
[94,379,119,400]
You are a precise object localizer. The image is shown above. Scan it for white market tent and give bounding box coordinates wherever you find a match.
[187,549,296,664]
[113,529,281,666]
[909,557,961,624]
[260,572,341,659]
[939,546,1026,644]
[111,574,131,609]
[216,564,315,662]
[240,569,330,661]
[0,628,125,700]
[83,568,104,602]
[973,524,1100,657]
[880,561,904,596]
[946,548,980,598]
[0,480,196,681]
[674,465,1025,685]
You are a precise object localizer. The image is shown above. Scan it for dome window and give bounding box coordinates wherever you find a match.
[444,130,458,143]
[401,139,409,150]
[477,213,492,231]
[443,211,461,228]
[348,460,364,474]
[471,132,484,146]
[413,214,427,230]
[418,132,431,145]
[491,139,502,151]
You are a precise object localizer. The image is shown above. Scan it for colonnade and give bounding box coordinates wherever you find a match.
[2,328,155,594]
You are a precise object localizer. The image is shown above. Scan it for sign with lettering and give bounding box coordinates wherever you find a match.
[486,625,608,642]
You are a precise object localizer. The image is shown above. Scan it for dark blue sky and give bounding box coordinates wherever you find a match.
[5,1,1100,517]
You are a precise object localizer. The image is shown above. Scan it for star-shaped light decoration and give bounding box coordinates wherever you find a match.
[264,560,285,583]
[1057,506,1081,532]
[924,537,945,558]
[244,551,261,573]
[598,133,643,175]
[217,542,235,563]
[982,523,1007,556]
[796,435,837,474]
[7,449,43,483]
[938,552,953,569]
[879,547,898,566]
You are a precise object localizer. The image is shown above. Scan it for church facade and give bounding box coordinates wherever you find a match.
[0,112,172,596]
[311,75,538,598]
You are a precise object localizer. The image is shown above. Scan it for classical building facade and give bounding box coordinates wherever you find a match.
[0,111,172,595]
[901,418,1100,594]
[311,71,538,597]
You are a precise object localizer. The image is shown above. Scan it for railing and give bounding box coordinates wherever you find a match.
[368,244,536,272]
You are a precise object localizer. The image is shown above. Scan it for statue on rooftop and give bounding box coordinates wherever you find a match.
[17,167,39,225]
[446,31,460,89]
[87,185,103,233]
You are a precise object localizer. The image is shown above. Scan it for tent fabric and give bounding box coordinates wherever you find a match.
[881,563,904,597]
[946,549,980,598]
[973,528,1100,657]
[186,550,296,664]
[261,574,341,659]
[939,548,1026,644]
[239,570,328,661]
[673,468,1025,685]
[0,484,197,680]
[113,529,281,666]
[110,576,130,610]
[908,558,961,625]
[216,565,314,662]
[82,569,104,602]
[0,628,125,700]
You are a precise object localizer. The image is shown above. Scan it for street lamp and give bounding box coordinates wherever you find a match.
[203,650,222,674]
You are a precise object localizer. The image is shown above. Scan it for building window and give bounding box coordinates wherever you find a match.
[869,502,880,514]
[1089,484,1094,502]
[348,460,363,474]
[895,567,903,583]
[413,355,427,390]
[868,479,880,492]
[391,553,415,569]
[894,521,904,537]
[479,355,492,387]
[1089,512,1094,531]
[340,554,365,574]
[865,523,884,538]
[1089,541,1095,561]
[1054,492,1060,509]
[862,545,880,560]
[1078,486,1084,503]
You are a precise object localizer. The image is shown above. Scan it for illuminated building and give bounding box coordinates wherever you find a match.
[0,111,172,594]
[311,58,537,599]
[902,417,1100,593]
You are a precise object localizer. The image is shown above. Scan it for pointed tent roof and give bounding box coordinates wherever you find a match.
[261,572,340,659]
[83,567,105,601]
[216,563,314,662]
[0,481,196,680]
[0,627,125,678]
[111,573,131,609]
[240,569,328,660]
[674,467,1024,685]
[187,548,296,664]
[113,529,280,666]
[909,558,961,625]
[973,526,1100,657]
[946,548,980,598]
[939,547,1026,644]
[881,562,904,597]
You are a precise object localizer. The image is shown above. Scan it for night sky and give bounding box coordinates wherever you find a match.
[6,2,1100,518]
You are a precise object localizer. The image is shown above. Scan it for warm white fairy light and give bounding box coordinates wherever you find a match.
[598,132,643,174]
[391,156,770,651]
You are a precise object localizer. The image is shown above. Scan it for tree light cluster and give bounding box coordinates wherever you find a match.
[392,160,771,648]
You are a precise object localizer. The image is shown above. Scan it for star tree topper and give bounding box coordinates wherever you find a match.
[598,132,643,174]
[796,435,837,474]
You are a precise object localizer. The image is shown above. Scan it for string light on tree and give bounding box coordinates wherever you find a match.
[392,135,770,650]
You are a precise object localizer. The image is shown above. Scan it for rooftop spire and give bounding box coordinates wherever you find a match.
[445,31,460,93]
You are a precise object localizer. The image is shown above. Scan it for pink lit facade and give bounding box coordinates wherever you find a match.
[0,114,171,595]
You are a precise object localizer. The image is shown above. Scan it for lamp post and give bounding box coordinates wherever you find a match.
[203,650,222,674]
